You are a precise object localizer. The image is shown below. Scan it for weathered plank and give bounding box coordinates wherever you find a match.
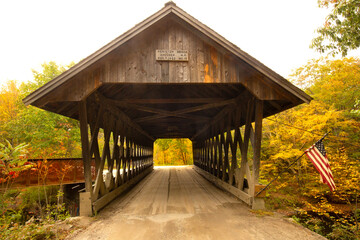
[93,166,153,213]
[253,99,263,186]
[79,100,92,193]
[194,166,251,205]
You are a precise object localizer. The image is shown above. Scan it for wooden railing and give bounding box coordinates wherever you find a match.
[1,158,96,189]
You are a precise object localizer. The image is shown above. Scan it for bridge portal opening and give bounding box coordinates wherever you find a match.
[153,138,193,166]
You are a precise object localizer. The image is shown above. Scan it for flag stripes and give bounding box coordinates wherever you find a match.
[306,140,336,191]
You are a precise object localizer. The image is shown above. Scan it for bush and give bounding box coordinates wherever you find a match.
[0,185,70,239]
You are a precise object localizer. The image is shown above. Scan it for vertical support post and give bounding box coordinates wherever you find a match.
[253,99,263,184]
[220,131,225,181]
[215,134,222,178]
[210,138,214,174]
[217,134,222,179]
[79,100,93,216]
[252,99,264,210]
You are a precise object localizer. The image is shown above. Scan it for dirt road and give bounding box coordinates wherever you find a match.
[68,166,325,240]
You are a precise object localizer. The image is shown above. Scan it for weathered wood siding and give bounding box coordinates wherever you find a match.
[33,18,300,107]
[100,21,239,84]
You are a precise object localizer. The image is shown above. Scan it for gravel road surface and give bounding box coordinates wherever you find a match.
[68,166,325,240]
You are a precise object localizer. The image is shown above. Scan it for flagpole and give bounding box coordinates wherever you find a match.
[315,131,330,144]
[255,151,306,197]
[255,131,330,197]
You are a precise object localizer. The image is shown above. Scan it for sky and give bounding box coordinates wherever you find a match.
[0,0,358,87]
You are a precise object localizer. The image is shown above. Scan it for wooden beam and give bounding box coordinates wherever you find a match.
[92,125,111,201]
[191,105,233,141]
[238,98,254,191]
[89,106,104,156]
[93,166,153,213]
[96,92,154,142]
[79,100,93,193]
[191,94,247,141]
[267,100,282,111]
[56,102,72,114]
[117,98,236,123]
[135,111,210,123]
[253,99,263,185]
[89,123,101,173]
[194,166,251,206]
[67,104,80,118]
[112,98,226,104]
[139,118,209,126]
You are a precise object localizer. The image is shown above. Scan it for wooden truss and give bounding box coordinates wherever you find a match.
[79,97,154,215]
[193,97,263,207]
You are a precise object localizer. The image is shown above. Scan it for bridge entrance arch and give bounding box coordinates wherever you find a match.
[24,2,311,216]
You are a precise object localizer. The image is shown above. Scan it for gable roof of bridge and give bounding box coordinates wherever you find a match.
[23,1,311,108]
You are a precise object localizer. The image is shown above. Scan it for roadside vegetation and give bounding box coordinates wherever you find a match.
[0,62,80,239]
[260,57,360,239]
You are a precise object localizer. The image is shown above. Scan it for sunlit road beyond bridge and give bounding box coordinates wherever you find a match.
[68,166,324,240]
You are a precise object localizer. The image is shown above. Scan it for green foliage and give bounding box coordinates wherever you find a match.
[311,0,360,56]
[0,65,77,238]
[0,221,55,240]
[327,222,358,240]
[293,211,359,240]
[0,140,30,190]
[0,186,69,239]
[0,62,81,158]
[0,140,28,173]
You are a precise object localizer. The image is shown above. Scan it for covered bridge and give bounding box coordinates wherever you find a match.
[23,2,311,216]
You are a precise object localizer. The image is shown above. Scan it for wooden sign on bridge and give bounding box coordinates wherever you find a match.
[156,50,188,61]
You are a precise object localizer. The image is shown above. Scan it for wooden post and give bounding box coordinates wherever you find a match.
[79,100,93,216]
[79,100,92,192]
[217,134,222,179]
[252,99,265,210]
[253,99,263,184]
[214,135,219,177]
[220,131,225,181]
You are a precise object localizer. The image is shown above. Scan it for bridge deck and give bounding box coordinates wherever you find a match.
[70,166,324,240]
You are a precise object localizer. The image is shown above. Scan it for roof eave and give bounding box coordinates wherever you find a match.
[23,4,176,106]
[169,7,312,104]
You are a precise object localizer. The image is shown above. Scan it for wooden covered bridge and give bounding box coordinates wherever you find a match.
[23,2,311,216]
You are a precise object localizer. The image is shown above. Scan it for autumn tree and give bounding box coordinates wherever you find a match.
[0,62,81,158]
[311,0,360,56]
[174,139,191,165]
[291,57,360,157]
[261,58,359,230]
[260,57,360,238]
[0,140,29,191]
[154,139,193,165]
[0,81,21,145]
[155,139,172,165]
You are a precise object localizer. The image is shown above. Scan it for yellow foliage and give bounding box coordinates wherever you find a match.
[154,139,193,165]
[262,58,360,221]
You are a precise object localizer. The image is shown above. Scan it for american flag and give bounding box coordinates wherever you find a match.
[306,139,336,191]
